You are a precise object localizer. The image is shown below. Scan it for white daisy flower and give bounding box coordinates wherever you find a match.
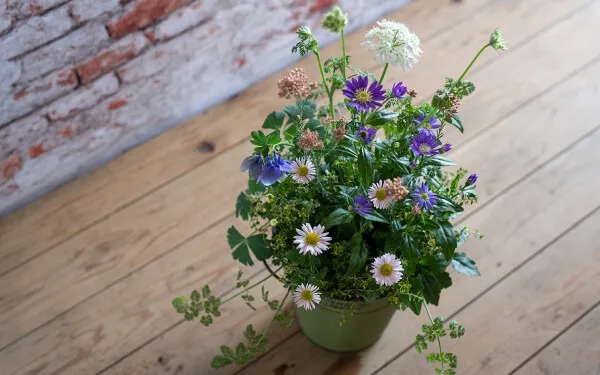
[293,223,332,255]
[290,157,316,184]
[368,180,394,209]
[371,253,404,286]
[293,283,321,310]
[362,19,422,71]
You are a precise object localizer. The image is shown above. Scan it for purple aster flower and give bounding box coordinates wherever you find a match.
[391,82,408,98]
[240,154,263,179]
[441,143,452,153]
[411,183,438,211]
[413,113,441,134]
[357,126,377,144]
[342,76,386,112]
[257,153,291,186]
[352,195,373,216]
[411,131,442,156]
[466,174,478,185]
[409,160,417,169]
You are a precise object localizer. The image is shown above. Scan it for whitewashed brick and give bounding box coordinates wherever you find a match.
[0,14,12,35]
[1,66,77,126]
[69,0,122,23]
[0,60,22,96]
[153,0,219,41]
[44,73,119,121]
[0,5,74,59]
[21,23,109,82]
[0,113,48,159]
[4,0,68,19]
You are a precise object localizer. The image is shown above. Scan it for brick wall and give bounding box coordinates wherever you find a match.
[0,0,409,215]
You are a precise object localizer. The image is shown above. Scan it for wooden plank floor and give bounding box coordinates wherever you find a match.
[1,0,599,374]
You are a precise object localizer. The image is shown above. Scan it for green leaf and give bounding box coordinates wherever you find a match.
[357,148,373,185]
[211,355,234,368]
[420,253,450,273]
[452,252,481,276]
[420,271,442,305]
[391,220,405,232]
[361,210,389,223]
[436,197,464,214]
[265,130,281,145]
[235,192,251,220]
[347,232,368,274]
[367,110,399,126]
[172,296,187,313]
[202,285,211,298]
[451,114,464,133]
[247,179,265,194]
[427,155,456,167]
[321,208,353,228]
[389,156,411,175]
[262,111,285,130]
[246,234,272,261]
[227,226,245,249]
[250,130,269,146]
[220,345,235,358]
[433,221,458,261]
[401,234,419,276]
[235,342,247,356]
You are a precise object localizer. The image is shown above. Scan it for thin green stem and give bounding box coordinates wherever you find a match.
[378,63,389,84]
[423,302,445,372]
[341,29,347,81]
[255,288,291,346]
[262,261,282,281]
[315,51,335,119]
[457,43,490,82]
[221,268,283,305]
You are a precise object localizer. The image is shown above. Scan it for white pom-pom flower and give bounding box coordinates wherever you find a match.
[362,19,422,70]
[371,253,404,286]
[294,223,332,255]
[293,283,321,310]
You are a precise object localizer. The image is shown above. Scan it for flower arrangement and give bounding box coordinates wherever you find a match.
[173,7,506,374]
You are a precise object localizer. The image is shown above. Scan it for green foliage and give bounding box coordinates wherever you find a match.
[452,252,481,276]
[262,111,286,131]
[292,26,318,56]
[211,325,269,368]
[227,226,272,266]
[172,285,221,325]
[321,208,353,228]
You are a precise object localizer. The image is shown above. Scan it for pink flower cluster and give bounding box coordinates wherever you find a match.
[277,68,318,99]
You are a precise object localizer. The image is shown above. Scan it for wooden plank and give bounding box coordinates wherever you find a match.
[379,204,600,374]
[0,0,521,349]
[0,0,596,363]
[512,303,600,375]
[0,0,496,276]
[0,216,292,375]
[235,32,600,375]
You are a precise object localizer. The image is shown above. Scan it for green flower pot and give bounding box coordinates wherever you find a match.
[295,297,396,352]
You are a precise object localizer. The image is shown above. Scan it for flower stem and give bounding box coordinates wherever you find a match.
[341,29,347,81]
[255,288,291,346]
[262,260,282,281]
[378,63,389,84]
[221,268,283,305]
[423,302,445,372]
[315,51,335,119]
[457,43,490,82]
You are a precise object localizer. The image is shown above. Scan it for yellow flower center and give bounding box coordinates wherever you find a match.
[300,290,314,301]
[297,165,309,177]
[380,263,393,277]
[375,188,387,201]
[418,144,431,153]
[355,89,372,103]
[420,192,429,200]
[305,232,320,246]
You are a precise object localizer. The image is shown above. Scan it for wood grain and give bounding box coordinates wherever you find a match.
[512,303,600,375]
[2,0,593,352]
[0,0,497,276]
[379,203,600,374]
[236,48,600,375]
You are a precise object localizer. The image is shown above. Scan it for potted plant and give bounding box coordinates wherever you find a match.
[172,7,507,374]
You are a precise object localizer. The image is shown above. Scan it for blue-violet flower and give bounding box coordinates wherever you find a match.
[357,125,377,144]
[342,76,386,112]
[257,153,291,186]
[411,183,438,211]
[352,195,373,216]
[411,131,442,156]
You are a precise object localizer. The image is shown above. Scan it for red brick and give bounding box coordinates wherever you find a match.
[107,0,190,40]
[77,33,149,83]
[28,143,46,158]
[44,74,120,121]
[309,0,336,13]
[0,115,49,159]
[21,23,109,82]
[0,6,75,60]
[153,0,217,41]
[0,67,77,126]
[107,98,128,110]
[0,153,23,182]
